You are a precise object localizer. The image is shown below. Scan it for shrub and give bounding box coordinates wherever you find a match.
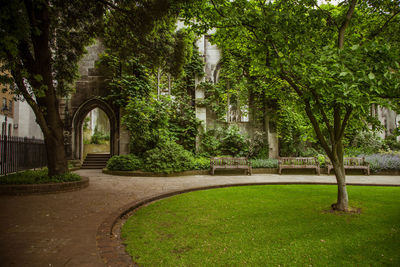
[199,129,222,157]
[383,135,400,151]
[143,141,194,173]
[200,126,252,157]
[248,131,269,159]
[250,158,278,168]
[349,131,384,155]
[364,153,400,173]
[192,157,210,170]
[123,95,171,155]
[0,169,81,184]
[168,93,201,152]
[106,154,142,171]
[317,154,326,168]
[220,125,249,157]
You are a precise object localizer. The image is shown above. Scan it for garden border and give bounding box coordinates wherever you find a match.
[96,181,400,267]
[0,176,89,195]
[102,169,210,177]
[102,168,400,177]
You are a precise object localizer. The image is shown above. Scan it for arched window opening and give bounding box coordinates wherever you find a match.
[82,107,110,159]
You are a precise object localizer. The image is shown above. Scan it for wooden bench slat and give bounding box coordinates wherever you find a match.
[326,157,370,175]
[210,157,252,175]
[278,157,320,175]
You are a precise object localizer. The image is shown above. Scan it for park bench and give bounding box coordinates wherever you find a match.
[210,157,252,175]
[327,157,370,175]
[278,157,320,175]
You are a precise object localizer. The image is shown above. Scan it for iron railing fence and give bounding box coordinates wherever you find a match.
[0,135,47,176]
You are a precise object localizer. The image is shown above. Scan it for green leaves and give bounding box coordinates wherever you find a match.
[368,72,375,80]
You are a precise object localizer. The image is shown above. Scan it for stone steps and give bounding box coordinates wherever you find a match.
[81,153,110,169]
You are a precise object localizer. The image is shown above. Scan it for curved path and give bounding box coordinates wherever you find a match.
[0,170,399,267]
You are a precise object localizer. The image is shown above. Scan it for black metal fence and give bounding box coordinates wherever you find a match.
[0,136,47,176]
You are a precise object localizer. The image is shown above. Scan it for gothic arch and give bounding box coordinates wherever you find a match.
[71,98,119,160]
[214,62,222,83]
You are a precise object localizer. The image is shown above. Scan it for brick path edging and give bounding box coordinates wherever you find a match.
[102,168,400,177]
[102,169,210,177]
[0,176,89,195]
[96,181,400,267]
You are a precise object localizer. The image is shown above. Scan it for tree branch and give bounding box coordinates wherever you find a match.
[338,0,357,49]
[304,99,333,159]
[97,0,130,14]
[308,87,334,141]
[18,41,36,73]
[368,9,400,40]
[333,103,341,143]
[280,74,333,158]
[210,0,226,18]
[337,105,353,142]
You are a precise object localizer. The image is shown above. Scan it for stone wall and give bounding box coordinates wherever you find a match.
[194,35,279,158]
[62,40,129,160]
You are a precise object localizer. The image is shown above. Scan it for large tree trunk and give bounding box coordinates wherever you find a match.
[331,160,349,211]
[44,128,68,177]
[330,141,349,211]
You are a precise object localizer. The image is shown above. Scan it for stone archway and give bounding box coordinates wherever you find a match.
[71,98,119,161]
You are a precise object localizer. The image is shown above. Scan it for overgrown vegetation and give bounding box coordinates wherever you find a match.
[98,0,399,178]
[142,141,195,173]
[198,126,268,158]
[0,169,81,184]
[106,155,142,171]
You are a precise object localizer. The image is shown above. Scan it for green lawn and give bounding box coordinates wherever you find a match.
[122,185,400,266]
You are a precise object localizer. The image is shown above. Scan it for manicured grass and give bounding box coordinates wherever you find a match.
[0,169,81,184]
[122,185,400,266]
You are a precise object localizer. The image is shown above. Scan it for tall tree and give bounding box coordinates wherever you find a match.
[0,0,192,176]
[183,0,400,211]
[0,0,104,176]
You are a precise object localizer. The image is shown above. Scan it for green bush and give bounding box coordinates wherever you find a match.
[248,131,269,159]
[220,125,249,157]
[192,157,210,170]
[199,129,223,157]
[200,126,253,158]
[383,135,400,151]
[317,154,327,168]
[106,154,142,171]
[348,131,384,155]
[0,169,81,184]
[143,141,195,173]
[250,159,278,168]
[123,95,172,155]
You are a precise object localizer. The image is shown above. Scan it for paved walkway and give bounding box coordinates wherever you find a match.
[0,170,399,267]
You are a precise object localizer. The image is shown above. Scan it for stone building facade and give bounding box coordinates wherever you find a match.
[63,39,398,161]
[60,40,128,161]
[0,72,43,139]
[195,35,280,158]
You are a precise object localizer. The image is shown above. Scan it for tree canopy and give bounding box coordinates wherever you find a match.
[0,0,196,176]
[181,0,400,211]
